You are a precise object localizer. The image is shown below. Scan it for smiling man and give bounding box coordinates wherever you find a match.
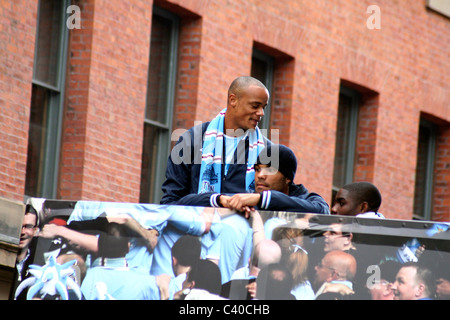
[161,76,271,205]
[11,205,39,300]
[224,76,268,132]
[390,263,435,300]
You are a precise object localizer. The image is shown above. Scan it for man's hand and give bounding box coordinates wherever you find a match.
[107,213,159,252]
[156,274,172,300]
[246,281,257,299]
[322,282,354,296]
[39,223,62,239]
[220,193,261,217]
[106,213,133,225]
[201,207,216,233]
[142,229,159,251]
[294,213,313,229]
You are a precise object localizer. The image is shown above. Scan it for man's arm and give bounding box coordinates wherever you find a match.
[160,123,206,205]
[156,274,172,300]
[106,214,159,252]
[39,224,99,253]
[176,193,221,208]
[220,190,329,214]
[258,190,330,214]
[160,154,193,205]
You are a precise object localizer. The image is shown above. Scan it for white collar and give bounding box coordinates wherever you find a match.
[356,211,385,219]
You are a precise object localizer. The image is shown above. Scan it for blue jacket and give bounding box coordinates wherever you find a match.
[161,122,270,205]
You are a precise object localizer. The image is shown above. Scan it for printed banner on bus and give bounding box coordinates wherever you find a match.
[11,199,449,300]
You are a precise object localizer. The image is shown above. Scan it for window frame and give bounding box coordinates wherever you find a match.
[140,6,180,203]
[251,48,274,131]
[25,0,70,199]
[331,86,360,197]
[413,118,436,221]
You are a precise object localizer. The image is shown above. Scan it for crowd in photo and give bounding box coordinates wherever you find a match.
[11,200,449,300]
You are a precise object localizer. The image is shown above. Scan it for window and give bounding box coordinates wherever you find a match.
[413,119,436,220]
[332,87,360,202]
[427,0,450,18]
[140,7,179,204]
[25,0,69,198]
[251,48,274,131]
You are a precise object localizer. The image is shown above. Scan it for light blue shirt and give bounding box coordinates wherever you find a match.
[150,206,222,276]
[81,265,160,300]
[216,214,252,284]
[68,201,172,273]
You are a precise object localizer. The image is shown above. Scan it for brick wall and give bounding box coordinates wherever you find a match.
[59,0,94,200]
[0,1,38,201]
[61,0,152,202]
[433,125,450,221]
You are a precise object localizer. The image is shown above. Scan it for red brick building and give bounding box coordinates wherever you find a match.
[0,0,449,300]
[1,0,449,218]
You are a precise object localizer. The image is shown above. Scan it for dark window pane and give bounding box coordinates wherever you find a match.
[145,15,172,124]
[25,85,50,196]
[140,124,160,203]
[251,56,268,84]
[332,93,355,188]
[251,52,273,131]
[33,0,63,87]
[413,123,434,219]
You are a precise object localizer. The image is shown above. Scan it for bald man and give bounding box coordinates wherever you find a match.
[162,76,270,205]
[230,239,282,281]
[221,239,282,300]
[313,250,357,300]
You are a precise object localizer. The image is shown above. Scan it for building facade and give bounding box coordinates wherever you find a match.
[0,0,449,297]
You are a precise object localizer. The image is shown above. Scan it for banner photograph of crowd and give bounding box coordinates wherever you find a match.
[12,199,449,300]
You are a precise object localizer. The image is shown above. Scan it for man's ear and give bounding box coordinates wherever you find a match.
[359,201,369,213]
[228,93,237,107]
[343,232,353,246]
[416,283,425,298]
[328,269,339,282]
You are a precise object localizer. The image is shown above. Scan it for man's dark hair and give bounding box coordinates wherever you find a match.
[256,263,294,300]
[342,181,382,212]
[98,222,130,258]
[171,235,201,267]
[25,204,39,227]
[187,259,222,295]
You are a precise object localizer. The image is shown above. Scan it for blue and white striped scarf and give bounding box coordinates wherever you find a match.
[198,108,265,194]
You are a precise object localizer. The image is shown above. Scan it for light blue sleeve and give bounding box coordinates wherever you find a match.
[68,201,170,234]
